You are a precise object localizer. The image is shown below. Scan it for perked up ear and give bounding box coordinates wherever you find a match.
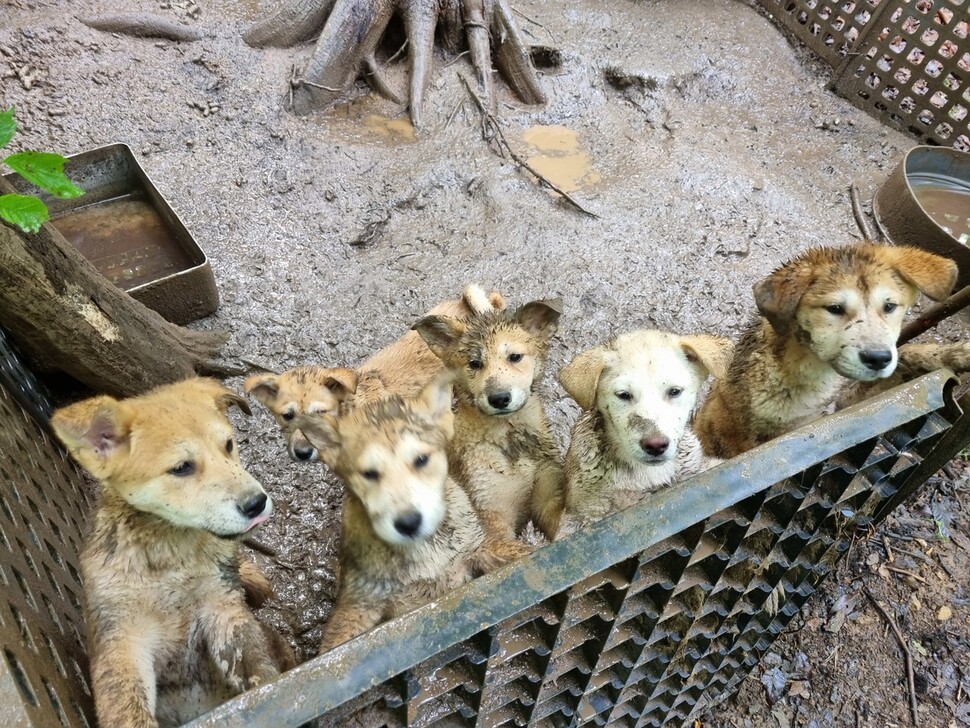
[559,347,609,411]
[888,245,958,302]
[515,298,563,338]
[51,395,132,476]
[415,374,455,438]
[680,335,734,381]
[244,373,280,406]
[324,367,359,398]
[292,413,342,466]
[753,267,814,335]
[412,315,467,360]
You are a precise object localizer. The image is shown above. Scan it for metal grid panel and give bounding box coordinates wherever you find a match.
[753,0,889,66]
[188,371,970,728]
[832,0,970,149]
[0,382,96,728]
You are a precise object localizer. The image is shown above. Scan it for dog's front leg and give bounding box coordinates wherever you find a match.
[203,600,279,692]
[531,459,566,541]
[319,597,384,652]
[89,627,161,728]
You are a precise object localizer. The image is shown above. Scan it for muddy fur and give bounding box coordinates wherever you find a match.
[50,379,292,728]
[695,243,958,458]
[556,330,729,537]
[245,284,505,461]
[295,377,517,651]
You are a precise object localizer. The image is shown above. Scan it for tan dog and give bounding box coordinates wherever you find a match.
[245,284,505,461]
[556,330,731,537]
[295,377,514,651]
[695,243,958,458]
[413,298,564,544]
[51,378,292,728]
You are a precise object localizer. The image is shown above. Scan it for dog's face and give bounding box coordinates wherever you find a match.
[755,244,958,381]
[51,378,272,538]
[244,367,358,462]
[296,377,454,547]
[561,331,732,466]
[412,299,562,416]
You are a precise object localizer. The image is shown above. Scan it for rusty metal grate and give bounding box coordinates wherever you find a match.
[833,0,970,149]
[186,370,970,728]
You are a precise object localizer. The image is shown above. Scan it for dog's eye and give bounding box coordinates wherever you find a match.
[469,360,483,371]
[226,438,234,454]
[414,454,429,469]
[883,302,898,314]
[361,469,380,481]
[169,461,196,477]
[824,304,845,316]
[508,353,523,364]
[615,391,632,401]
[282,411,296,421]
[667,387,684,399]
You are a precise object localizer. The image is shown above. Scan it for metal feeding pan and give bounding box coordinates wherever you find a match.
[874,146,970,289]
[3,143,218,326]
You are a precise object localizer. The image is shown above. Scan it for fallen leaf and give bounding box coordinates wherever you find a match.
[825,610,847,634]
[762,667,788,703]
[911,595,922,611]
[877,563,890,579]
[771,707,792,728]
[789,680,810,699]
[937,605,953,621]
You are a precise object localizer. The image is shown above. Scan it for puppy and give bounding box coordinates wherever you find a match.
[51,378,292,728]
[413,298,564,544]
[695,243,958,458]
[295,377,513,650]
[555,330,731,537]
[245,284,505,462]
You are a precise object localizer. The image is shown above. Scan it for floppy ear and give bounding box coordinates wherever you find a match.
[680,335,734,381]
[51,395,133,476]
[515,298,563,338]
[414,375,455,438]
[188,378,252,416]
[753,267,814,335]
[292,413,342,466]
[244,374,280,407]
[559,347,609,410]
[412,315,467,359]
[889,246,958,302]
[323,367,359,398]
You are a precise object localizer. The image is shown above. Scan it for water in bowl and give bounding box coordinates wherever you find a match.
[909,172,970,245]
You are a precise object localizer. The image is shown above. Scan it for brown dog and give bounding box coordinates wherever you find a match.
[245,284,505,462]
[51,378,292,728]
[695,243,958,458]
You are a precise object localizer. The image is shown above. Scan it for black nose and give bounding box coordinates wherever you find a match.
[393,511,423,538]
[292,445,315,461]
[487,392,512,410]
[859,349,893,371]
[640,437,670,457]
[238,493,268,519]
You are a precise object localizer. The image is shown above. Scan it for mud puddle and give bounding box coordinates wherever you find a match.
[522,124,601,193]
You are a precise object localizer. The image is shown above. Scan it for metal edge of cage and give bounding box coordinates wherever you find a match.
[184,369,964,728]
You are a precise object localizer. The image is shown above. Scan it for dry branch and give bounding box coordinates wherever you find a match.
[864,588,920,727]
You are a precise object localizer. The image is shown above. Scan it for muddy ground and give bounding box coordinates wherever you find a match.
[3,0,969,725]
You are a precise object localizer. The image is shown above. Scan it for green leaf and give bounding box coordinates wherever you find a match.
[3,151,85,199]
[0,108,15,150]
[0,194,49,233]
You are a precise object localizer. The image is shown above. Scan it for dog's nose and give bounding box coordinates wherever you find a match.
[393,511,423,538]
[292,445,316,461]
[859,349,893,371]
[238,493,268,519]
[640,437,670,457]
[487,392,512,410]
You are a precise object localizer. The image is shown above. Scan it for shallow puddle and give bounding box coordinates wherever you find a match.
[522,125,600,193]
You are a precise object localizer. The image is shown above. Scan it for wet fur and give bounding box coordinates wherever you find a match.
[51,379,292,728]
[695,243,958,458]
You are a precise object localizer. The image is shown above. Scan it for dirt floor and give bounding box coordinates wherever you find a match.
[3,0,970,725]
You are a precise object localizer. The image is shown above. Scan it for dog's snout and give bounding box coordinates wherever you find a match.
[238,493,268,519]
[292,445,316,461]
[487,392,512,410]
[640,437,670,457]
[859,349,893,371]
[393,511,423,538]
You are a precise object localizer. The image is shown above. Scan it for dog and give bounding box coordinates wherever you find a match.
[695,243,958,458]
[294,376,517,650]
[245,284,505,462]
[50,378,292,728]
[555,330,731,537]
[413,297,565,543]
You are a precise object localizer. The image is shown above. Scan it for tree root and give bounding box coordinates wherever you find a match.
[80,13,203,42]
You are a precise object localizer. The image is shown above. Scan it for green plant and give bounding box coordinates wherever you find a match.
[0,107,84,233]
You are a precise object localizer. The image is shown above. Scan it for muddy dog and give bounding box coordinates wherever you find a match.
[695,243,958,458]
[51,378,292,728]
[555,330,731,537]
[245,284,505,462]
[413,298,565,544]
[295,377,516,650]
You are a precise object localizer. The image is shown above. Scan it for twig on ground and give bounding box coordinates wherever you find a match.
[850,182,878,241]
[243,537,299,571]
[885,565,927,584]
[459,74,599,219]
[864,588,920,727]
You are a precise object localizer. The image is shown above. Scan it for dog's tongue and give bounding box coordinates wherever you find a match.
[245,512,270,531]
